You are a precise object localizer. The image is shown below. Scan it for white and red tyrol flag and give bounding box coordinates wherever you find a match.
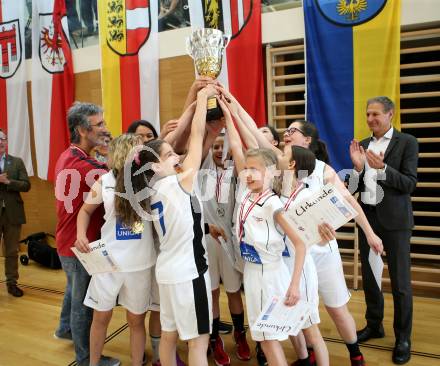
[32,0,74,180]
[188,0,266,125]
[0,1,33,174]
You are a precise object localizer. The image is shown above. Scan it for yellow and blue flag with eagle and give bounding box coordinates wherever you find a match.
[304,0,400,171]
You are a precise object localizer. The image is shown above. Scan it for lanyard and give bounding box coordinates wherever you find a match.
[238,188,272,242]
[215,167,226,203]
[283,182,304,211]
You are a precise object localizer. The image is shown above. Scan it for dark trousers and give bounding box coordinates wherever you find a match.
[359,208,413,341]
[0,209,22,285]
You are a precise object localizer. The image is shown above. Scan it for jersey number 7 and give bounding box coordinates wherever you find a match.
[151,201,166,236]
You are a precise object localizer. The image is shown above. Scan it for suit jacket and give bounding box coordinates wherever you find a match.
[0,154,31,225]
[355,130,418,231]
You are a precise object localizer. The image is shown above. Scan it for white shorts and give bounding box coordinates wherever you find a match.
[84,268,152,314]
[159,271,212,340]
[231,230,244,273]
[284,251,320,329]
[149,264,160,312]
[243,260,290,342]
[206,236,242,293]
[310,240,351,308]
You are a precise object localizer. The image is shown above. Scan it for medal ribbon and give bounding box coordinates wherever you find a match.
[238,188,272,242]
[284,182,305,211]
[215,167,226,204]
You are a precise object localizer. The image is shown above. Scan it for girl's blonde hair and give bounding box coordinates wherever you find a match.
[245,148,281,195]
[108,133,143,171]
[111,134,145,229]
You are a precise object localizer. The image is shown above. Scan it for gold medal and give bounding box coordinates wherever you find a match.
[132,221,144,234]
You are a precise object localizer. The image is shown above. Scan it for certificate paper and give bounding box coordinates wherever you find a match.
[284,184,358,247]
[218,237,236,267]
[251,296,312,336]
[368,248,384,289]
[71,240,120,275]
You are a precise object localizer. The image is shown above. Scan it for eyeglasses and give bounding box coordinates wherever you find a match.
[90,120,107,128]
[284,127,304,137]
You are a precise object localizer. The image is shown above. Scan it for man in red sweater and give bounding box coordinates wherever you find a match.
[54,102,119,366]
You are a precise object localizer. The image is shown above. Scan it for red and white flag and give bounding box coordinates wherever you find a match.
[0,1,33,174]
[32,0,74,180]
[98,0,160,136]
[188,0,266,125]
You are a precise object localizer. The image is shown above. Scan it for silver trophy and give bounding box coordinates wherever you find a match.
[187,28,230,120]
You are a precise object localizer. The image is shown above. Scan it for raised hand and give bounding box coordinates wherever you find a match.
[349,140,366,172]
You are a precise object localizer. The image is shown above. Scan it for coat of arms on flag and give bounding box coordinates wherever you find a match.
[0,20,22,78]
[38,13,68,73]
[201,0,253,39]
[105,0,151,56]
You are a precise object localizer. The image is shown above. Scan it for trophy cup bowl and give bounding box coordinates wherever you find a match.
[187,28,230,121]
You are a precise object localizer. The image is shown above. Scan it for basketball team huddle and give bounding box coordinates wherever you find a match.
[67,78,386,366]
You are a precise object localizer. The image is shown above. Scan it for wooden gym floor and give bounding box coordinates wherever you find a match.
[1,257,439,366]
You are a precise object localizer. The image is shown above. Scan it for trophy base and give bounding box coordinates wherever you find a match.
[206,96,224,122]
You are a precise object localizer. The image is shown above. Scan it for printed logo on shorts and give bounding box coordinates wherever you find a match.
[116,221,142,240]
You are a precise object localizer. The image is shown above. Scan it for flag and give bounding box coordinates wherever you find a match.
[188,0,266,125]
[98,0,160,136]
[304,0,401,172]
[32,0,74,180]
[0,1,33,174]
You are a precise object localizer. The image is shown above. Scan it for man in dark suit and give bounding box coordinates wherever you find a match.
[349,97,418,365]
[0,129,31,297]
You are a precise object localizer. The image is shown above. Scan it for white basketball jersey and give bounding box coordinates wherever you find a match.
[151,175,209,284]
[236,188,285,264]
[281,186,313,256]
[303,160,339,253]
[100,172,155,272]
[304,159,326,193]
[198,151,236,240]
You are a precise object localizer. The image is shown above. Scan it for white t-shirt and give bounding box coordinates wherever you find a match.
[100,172,156,272]
[280,185,312,257]
[235,188,285,264]
[151,175,209,284]
[198,151,236,240]
[303,160,339,253]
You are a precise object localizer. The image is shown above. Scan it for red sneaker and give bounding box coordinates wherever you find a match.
[309,350,317,365]
[234,330,251,361]
[211,336,231,366]
[351,355,366,366]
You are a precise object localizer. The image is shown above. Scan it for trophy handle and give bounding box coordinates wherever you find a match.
[223,34,231,49]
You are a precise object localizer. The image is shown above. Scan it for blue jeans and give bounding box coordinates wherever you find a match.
[58,255,93,363]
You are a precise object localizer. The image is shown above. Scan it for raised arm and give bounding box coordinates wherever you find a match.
[182,77,218,112]
[180,86,214,192]
[222,95,258,149]
[219,86,282,156]
[218,96,246,174]
[164,101,196,154]
[324,164,383,254]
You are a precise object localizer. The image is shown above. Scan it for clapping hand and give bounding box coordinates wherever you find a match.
[349,140,366,172]
[365,149,385,170]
